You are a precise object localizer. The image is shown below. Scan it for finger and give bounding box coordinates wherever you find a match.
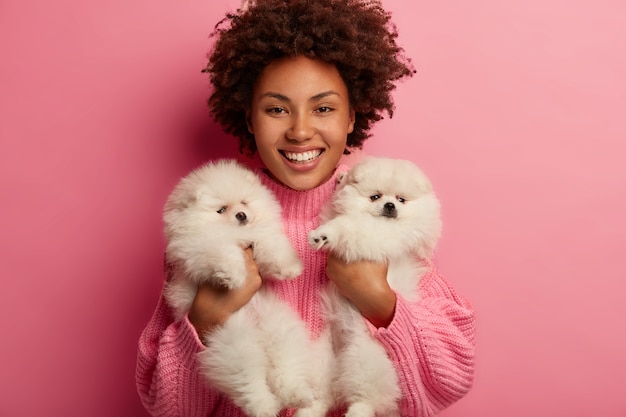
[239,242,254,250]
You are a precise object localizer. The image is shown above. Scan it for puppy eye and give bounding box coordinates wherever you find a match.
[370,194,381,201]
[397,197,406,203]
[217,206,227,214]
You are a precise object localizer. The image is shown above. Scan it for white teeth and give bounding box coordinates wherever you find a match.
[284,150,322,162]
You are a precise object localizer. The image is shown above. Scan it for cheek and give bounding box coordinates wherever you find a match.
[320,126,349,151]
[348,197,377,215]
[252,127,278,155]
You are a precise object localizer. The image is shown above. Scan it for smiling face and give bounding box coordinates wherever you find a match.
[247,56,356,191]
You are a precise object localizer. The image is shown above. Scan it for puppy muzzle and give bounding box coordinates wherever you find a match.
[235,211,248,225]
[382,202,397,219]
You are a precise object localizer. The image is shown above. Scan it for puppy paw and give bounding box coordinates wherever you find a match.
[212,270,245,290]
[211,250,248,289]
[274,258,303,280]
[307,229,329,250]
[253,238,303,280]
[257,253,303,280]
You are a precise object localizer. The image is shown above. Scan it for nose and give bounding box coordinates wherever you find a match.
[382,202,397,218]
[236,212,247,223]
[287,113,314,142]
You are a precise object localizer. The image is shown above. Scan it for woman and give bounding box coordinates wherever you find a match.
[136,1,475,415]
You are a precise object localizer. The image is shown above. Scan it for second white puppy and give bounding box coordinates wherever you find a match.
[163,159,312,417]
[307,156,442,417]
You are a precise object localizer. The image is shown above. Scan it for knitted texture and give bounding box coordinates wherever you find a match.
[136,166,476,417]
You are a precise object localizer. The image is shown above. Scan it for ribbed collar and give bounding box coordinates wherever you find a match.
[257,165,349,220]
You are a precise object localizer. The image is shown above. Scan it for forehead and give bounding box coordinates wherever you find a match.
[253,55,349,100]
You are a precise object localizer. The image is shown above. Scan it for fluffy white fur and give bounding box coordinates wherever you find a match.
[305,157,442,417]
[163,159,313,417]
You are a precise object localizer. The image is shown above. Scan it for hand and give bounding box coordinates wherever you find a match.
[326,252,396,328]
[188,247,262,337]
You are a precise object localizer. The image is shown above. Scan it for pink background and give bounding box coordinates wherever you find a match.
[1,0,625,416]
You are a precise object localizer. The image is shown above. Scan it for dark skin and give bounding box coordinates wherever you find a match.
[188,248,262,336]
[189,56,397,337]
[325,253,396,329]
[189,248,396,336]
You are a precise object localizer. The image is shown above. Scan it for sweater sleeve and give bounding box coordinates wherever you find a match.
[370,262,476,416]
[135,264,221,417]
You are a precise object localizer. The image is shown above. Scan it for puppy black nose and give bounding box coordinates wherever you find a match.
[382,202,397,218]
[236,212,247,223]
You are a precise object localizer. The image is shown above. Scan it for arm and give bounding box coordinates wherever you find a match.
[136,249,262,416]
[325,253,395,328]
[135,278,220,416]
[326,256,475,416]
[372,263,475,416]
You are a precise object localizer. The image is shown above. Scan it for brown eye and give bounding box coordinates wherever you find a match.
[370,194,381,201]
[267,107,286,115]
[217,207,227,214]
[397,197,406,203]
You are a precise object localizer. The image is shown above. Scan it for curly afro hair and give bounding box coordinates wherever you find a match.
[204,0,415,155]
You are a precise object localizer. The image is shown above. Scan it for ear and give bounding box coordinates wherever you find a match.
[167,186,197,211]
[245,110,254,134]
[347,108,356,134]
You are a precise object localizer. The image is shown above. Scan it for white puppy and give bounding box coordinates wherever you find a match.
[307,157,442,417]
[163,159,313,417]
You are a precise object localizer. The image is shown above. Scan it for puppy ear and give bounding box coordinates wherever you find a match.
[347,157,374,184]
[349,170,364,185]
[178,187,200,210]
[164,185,196,215]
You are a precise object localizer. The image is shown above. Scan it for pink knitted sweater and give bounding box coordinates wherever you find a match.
[136,166,476,417]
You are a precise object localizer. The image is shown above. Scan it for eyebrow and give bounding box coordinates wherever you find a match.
[260,90,341,102]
